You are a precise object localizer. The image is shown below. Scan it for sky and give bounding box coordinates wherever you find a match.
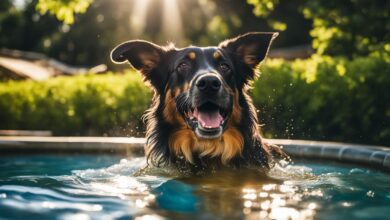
[13,0,28,10]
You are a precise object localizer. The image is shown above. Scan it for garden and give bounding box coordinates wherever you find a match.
[0,1,389,219]
[0,0,388,145]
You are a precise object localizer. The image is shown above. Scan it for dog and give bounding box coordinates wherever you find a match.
[111,32,287,172]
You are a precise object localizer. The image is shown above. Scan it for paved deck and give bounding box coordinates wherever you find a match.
[0,136,388,170]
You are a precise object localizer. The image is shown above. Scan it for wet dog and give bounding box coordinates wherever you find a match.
[111,32,287,172]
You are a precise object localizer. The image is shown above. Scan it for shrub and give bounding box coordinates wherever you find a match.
[254,54,389,145]
[0,72,151,136]
[0,55,388,145]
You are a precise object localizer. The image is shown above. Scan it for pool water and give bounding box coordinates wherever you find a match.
[0,155,389,220]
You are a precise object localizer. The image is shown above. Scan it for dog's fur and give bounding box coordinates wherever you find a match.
[111,32,287,172]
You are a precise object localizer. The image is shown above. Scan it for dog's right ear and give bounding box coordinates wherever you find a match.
[111,40,166,91]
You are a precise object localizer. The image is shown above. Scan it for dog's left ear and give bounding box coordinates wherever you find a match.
[219,32,278,81]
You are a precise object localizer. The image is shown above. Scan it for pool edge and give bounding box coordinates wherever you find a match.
[0,136,389,170]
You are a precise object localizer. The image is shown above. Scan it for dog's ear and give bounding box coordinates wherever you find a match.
[219,32,278,82]
[111,40,166,91]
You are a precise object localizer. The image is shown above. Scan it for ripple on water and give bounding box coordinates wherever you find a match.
[0,156,390,220]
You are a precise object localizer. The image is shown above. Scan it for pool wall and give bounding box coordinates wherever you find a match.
[0,137,388,171]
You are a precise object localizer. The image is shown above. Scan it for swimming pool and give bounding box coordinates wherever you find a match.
[0,154,389,220]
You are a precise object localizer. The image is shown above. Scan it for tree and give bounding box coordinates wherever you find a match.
[247,0,390,57]
[6,0,311,66]
[36,0,92,24]
[0,0,60,51]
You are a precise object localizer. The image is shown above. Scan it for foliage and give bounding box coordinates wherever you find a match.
[253,54,389,145]
[303,0,389,56]
[2,0,387,65]
[0,56,388,145]
[0,72,151,136]
[0,0,312,66]
[247,0,390,56]
[0,0,60,52]
[36,0,92,24]
[247,0,279,17]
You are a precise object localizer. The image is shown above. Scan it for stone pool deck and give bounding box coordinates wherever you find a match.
[0,136,388,171]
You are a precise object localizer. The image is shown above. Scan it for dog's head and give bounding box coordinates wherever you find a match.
[112,32,277,164]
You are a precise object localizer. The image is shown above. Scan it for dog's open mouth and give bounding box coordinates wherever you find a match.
[186,102,228,139]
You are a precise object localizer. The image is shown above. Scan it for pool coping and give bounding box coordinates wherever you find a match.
[0,136,389,170]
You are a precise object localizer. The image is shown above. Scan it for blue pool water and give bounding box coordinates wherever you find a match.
[0,155,389,220]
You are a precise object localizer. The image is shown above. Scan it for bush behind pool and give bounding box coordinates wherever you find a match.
[0,55,388,145]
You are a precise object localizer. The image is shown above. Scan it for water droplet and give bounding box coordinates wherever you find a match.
[366,190,375,197]
[308,203,317,209]
[349,168,365,174]
[342,202,352,207]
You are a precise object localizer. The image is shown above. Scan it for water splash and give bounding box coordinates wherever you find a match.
[1,155,390,220]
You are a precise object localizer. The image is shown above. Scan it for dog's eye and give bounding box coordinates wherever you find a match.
[219,63,231,73]
[177,62,191,73]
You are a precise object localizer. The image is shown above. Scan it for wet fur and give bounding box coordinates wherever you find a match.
[111,33,287,173]
[144,85,273,172]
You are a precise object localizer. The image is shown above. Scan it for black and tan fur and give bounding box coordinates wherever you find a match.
[111,32,287,172]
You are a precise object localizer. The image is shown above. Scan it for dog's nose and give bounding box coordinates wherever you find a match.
[196,75,221,93]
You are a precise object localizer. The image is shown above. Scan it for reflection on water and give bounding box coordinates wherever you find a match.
[240,184,317,220]
[155,164,319,219]
[0,155,390,220]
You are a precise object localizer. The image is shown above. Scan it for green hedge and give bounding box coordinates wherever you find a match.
[253,54,389,145]
[0,72,151,136]
[0,55,388,145]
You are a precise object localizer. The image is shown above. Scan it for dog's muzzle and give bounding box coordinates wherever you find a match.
[184,73,232,139]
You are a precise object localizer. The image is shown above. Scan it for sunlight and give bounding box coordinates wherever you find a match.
[241,185,317,220]
[129,0,184,42]
[130,0,151,36]
[162,0,184,42]
[13,0,28,10]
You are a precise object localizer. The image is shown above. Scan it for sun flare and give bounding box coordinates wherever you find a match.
[130,0,151,36]
[129,0,184,42]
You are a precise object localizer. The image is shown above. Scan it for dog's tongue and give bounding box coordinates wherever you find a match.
[194,108,223,129]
